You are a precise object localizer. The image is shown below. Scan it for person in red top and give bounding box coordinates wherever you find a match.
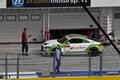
[22,28,30,55]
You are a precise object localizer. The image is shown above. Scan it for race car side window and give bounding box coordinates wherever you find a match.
[83,40,89,43]
[68,39,75,43]
[69,39,83,43]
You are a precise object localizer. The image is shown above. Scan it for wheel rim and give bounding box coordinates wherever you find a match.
[89,48,99,56]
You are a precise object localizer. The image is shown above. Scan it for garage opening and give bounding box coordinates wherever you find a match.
[50,28,99,40]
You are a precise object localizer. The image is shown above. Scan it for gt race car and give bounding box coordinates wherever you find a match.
[41,34,104,56]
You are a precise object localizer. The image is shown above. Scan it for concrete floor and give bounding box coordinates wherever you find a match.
[0,43,41,53]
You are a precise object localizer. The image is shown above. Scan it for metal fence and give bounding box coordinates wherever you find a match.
[0,48,120,79]
[0,51,104,79]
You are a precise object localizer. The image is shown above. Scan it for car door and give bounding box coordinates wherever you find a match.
[64,38,90,53]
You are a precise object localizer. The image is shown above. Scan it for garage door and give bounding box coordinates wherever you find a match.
[113,20,120,39]
[50,12,99,29]
[0,10,43,43]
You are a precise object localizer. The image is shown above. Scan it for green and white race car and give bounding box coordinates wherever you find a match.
[41,34,104,56]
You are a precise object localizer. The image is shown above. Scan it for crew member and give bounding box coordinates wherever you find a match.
[21,28,31,55]
[45,27,50,41]
[108,30,119,44]
[55,44,62,72]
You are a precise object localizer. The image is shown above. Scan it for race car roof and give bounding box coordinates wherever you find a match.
[67,34,87,39]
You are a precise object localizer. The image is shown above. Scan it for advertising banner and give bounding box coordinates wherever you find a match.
[0,0,6,8]
[91,0,120,7]
[7,0,90,8]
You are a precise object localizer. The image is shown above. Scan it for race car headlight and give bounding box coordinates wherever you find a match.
[44,43,48,45]
[44,47,50,51]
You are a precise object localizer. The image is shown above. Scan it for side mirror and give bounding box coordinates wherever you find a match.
[67,42,70,45]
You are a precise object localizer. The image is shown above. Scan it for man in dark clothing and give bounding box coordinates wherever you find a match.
[55,44,62,72]
[21,28,31,55]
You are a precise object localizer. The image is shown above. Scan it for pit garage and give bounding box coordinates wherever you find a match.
[1,0,119,44]
[50,10,100,39]
[0,0,102,44]
[0,9,43,43]
[0,8,100,43]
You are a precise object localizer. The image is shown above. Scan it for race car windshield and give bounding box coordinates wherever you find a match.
[57,36,68,43]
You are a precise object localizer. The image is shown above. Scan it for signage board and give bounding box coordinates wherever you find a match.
[91,0,120,7]
[0,0,6,8]
[7,0,90,8]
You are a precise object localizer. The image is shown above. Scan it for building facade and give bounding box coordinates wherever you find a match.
[0,0,119,43]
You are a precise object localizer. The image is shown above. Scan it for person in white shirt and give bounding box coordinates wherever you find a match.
[55,44,62,72]
[108,30,119,44]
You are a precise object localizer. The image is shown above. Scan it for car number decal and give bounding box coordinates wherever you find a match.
[71,46,86,50]
[64,46,70,51]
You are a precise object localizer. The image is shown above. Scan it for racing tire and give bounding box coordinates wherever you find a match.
[41,45,43,51]
[88,47,100,57]
[50,53,54,56]
[40,53,44,56]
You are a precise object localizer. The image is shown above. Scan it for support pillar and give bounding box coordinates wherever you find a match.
[42,9,50,41]
[100,8,113,38]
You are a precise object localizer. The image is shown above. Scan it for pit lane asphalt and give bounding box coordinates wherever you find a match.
[0,43,120,73]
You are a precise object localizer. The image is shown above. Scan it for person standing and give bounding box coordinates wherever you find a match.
[108,30,119,44]
[55,44,62,72]
[21,28,31,55]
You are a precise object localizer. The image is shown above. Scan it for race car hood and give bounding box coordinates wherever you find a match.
[43,39,60,46]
